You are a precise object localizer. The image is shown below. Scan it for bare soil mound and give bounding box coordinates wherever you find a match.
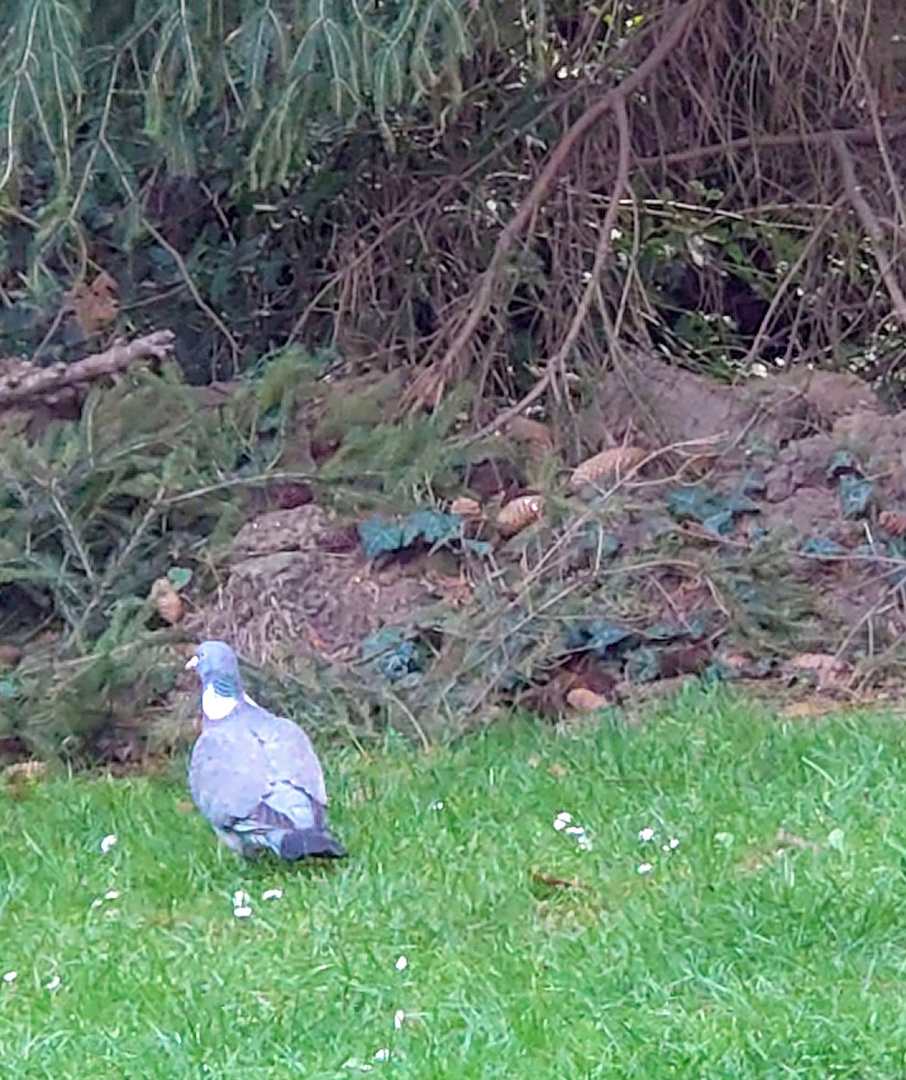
[184,356,906,740]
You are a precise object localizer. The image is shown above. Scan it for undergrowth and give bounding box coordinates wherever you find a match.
[0,350,473,758]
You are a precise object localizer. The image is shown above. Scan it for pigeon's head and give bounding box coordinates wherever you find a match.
[186,640,243,696]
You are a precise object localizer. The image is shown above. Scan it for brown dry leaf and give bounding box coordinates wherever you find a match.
[425,572,474,608]
[780,699,836,719]
[678,452,718,479]
[548,763,568,778]
[0,644,23,668]
[450,496,483,518]
[505,416,554,455]
[775,828,817,851]
[569,446,646,492]
[5,760,47,801]
[740,829,820,872]
[566,686,611,712]
[68,271,119,336]
[150,578,184,625]
[497,493,544,536]
[879,509,906,536]
[530,870,585,890]
[784,653,848,689]
[175,798,196,814]
[5,760,47,781]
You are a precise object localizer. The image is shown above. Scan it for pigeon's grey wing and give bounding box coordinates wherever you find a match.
[189,721,270,827]
[241,704,329,807]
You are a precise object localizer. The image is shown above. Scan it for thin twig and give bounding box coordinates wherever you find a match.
[831,130,906,327]
[458,95,633,445]
[404,0,714,412]
[143,221,240,373]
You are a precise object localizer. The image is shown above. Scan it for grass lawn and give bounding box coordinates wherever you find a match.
[3,687,906,1078]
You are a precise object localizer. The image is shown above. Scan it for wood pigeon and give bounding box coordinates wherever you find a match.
[185,640,347,860]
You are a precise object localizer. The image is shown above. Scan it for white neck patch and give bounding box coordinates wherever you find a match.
[202,683,239,720]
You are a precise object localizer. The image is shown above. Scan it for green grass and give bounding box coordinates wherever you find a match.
[4,688,906,1078]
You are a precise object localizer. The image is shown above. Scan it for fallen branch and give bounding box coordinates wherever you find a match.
[403,0,714,412]
[0,330,175,409]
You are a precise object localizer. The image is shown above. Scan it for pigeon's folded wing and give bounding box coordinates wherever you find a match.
[189,721,270,827]
[243,705,329,807]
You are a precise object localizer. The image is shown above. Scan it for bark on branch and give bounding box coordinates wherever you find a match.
[0,331,175,409]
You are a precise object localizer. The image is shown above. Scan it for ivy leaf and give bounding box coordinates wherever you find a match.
[625,646,661,683]
[644,617,706,642]
[359,516,406,558]
[361,626,422,682]
[827,449,860,479]
[463,538,492,557]
[577,523,621,559]
[800,536,846,559]
[839,475,873,520]
[669,481,760,536]
[565,619,631,657]
[401,508,462,547]
[167,567,193,590]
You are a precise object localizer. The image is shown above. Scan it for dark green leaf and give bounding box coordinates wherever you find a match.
[463,538,492,557]
[645,618,707,642]
[827,449,860,479]
[839,475,873,520]
[167,567,193,589]
[800,537,845,559]
[625,647,661,683]
[565,619,631,657]
[401,508,462,547]
[359,517,406,558]
[361,626,422,682]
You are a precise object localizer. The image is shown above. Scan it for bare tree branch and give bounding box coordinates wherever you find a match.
[461,96,633,445]
[404,0,714,412]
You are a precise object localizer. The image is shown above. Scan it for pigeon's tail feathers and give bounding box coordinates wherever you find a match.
[280,827,348,860]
